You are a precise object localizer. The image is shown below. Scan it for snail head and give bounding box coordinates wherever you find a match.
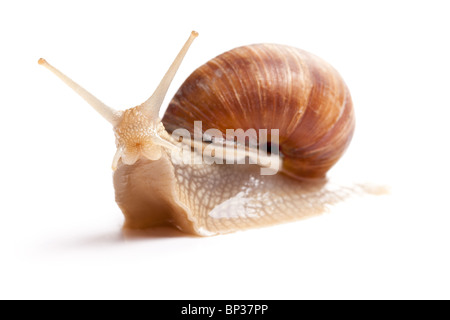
[38,31,198,170]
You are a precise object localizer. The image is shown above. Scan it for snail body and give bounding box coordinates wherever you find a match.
[40,32,361,236]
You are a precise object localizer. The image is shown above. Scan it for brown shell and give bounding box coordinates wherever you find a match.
[162,44,355,180]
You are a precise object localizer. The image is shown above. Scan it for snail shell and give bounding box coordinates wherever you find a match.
[39,32,369,236]
[163,44,355,180]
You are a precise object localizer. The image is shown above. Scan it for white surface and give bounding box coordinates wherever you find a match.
[1,0,449,299]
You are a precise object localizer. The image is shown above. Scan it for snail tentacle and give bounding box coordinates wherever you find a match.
[141,31,198,119]
[38,58,121,125]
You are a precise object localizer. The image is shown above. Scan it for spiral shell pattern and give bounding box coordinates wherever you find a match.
[163,44,354,179]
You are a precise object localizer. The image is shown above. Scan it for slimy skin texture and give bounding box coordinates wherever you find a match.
[114,149,371,236]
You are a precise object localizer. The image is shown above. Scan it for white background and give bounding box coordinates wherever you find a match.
[1,0,449,299]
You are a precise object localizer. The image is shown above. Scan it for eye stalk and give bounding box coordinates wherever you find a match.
[140,31,198,119]
[39,31,198,170]
[38,58,122,125]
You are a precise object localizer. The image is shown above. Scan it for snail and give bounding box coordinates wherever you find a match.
[39,31,376,236]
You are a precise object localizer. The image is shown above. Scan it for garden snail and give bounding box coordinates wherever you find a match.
[39,31,373,236]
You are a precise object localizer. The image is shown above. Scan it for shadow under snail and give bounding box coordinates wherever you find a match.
[39,31,380,236]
